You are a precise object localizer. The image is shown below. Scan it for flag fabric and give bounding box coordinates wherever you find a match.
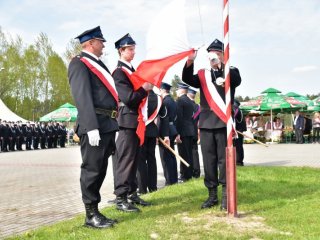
[131,0,194,88]
[131,50,194,88]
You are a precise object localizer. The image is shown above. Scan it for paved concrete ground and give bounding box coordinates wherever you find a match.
[0,143,319,239]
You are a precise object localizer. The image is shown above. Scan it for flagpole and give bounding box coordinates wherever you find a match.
[223,0,238,217]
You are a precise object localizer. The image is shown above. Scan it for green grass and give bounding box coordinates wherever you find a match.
[6,166,320,240]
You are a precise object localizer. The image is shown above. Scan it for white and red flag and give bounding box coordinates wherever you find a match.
[131,0,195,89]
[130,0,194,145]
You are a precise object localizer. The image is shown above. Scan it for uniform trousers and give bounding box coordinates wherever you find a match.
[234,134,244,165]
[159,137,178,185]
[178,136,194,180]
[40,137,46,149]
[80,131,115,204]
[200,128,227,189]
[136,136,157,193]
[192,138,200,178]
[114,128,140,197]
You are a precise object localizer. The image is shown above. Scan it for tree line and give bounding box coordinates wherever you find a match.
[0,27,76,121]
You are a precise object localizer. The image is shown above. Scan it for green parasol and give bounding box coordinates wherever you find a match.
[39,103,78,122]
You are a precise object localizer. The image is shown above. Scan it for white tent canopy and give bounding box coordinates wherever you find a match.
[0,99,28,122]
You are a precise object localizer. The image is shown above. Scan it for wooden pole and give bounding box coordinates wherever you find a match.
[236,130,269,147]
[223,0,237,217]
[158,138,190,167]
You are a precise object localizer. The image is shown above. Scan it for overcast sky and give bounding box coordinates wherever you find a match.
[1,0,320,97]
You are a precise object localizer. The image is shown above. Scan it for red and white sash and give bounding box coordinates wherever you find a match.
[198,69,237,136]
[198,69,227,123]
[80,57,118,105]
[144,95,163,126]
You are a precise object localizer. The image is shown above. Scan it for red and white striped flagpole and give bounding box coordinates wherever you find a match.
[223,0,238,217]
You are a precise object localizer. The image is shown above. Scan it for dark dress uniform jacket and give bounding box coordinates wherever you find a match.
[182,63,241,129]
[159,95,177,137]
[176,94,195,137]
[68,52,118,136]
[235,108,247,132]
[145,90,161,138]
[113,61,148,129]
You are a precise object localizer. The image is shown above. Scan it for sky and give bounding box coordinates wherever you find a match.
[0,0,320,97]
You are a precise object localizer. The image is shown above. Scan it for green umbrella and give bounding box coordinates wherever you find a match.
[39,103,78,122]
[284,92,312,109]
[313,96,320,106]
[260,88,306,112]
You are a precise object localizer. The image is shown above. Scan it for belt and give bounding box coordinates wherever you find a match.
[169,122,174,125]
[95,108,118,118]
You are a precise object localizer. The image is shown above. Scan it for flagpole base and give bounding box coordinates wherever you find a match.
[226,146,238,217]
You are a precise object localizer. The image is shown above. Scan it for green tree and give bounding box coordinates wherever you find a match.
[171,74,181,100]
[64,38,81,63]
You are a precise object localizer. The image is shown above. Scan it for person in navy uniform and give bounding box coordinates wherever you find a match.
[187,88,201,178]
[68,26,118,228]
[16,121,24,151]
[52,122,58,148]
[233,100,246,166]
[136,89,167,194]
[24,122,33,150]
[158,82,178,185]
[175,83,195,182]
[1,121,9,152]
[46,122,53,148]
[32,122,40,150]
[59,122,67,148]
[182,39,241,210]
[8,122,16,151]
[112,33,153,212]
[39,122,47,149]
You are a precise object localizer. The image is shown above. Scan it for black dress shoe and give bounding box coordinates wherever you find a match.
[84,204,115,228]
[128,192,151,206]
[201,198,218,209]
[85,214,113,229]
[116,197,140,212]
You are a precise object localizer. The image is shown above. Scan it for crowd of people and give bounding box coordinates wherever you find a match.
[0,119,68,152]
[243,110,320,144]
[67,26,241,228]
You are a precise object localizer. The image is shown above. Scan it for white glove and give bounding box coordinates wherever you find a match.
[216,77,225,86]
[188,50,198,61]
[87,129,101,146]
[208,52,220,64]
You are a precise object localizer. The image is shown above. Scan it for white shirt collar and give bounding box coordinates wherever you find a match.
[82,50,100,61]
[119,59,133,68]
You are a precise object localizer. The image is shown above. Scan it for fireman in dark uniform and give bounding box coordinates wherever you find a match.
[33,122,40,150]
[16,121,24,150]
[175,83,195,182]
[24,122,33,150]
[9,122,16,151]
[182,39,241,210]
[113,33,153,212]
[158,82,178,185]
[46,122,53,148]
[187,88,201,178]
[59,123,67,148]
[39,122,47,149]
[136,89,168,194]
[234,100,246,166]
[68,26,118,228]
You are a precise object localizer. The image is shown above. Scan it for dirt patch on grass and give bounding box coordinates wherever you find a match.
[176,211,292,238]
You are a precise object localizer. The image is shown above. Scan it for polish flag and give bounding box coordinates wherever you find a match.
[131,0,194,88]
